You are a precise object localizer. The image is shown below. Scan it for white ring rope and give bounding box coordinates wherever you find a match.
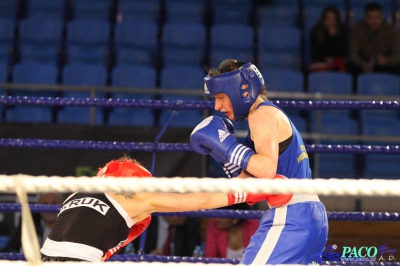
[1,175,400,196]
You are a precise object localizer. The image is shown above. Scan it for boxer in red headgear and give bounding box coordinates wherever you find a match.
[41,157,286,262]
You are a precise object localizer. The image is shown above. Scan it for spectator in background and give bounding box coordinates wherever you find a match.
[204,203,258,260]
[347,2,400,76]
[132,215,202,257]
[308,6,348,72]
[1,193,63,252]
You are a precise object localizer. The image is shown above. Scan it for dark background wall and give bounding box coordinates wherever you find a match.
[0,123,202,178]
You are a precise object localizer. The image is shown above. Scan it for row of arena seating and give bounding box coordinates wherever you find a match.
[1,0,400,76]
[1,63,399,131]
[0,16,303,73]
[1,0,398,26]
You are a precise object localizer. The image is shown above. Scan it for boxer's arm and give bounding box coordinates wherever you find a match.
[110,192,230,220]
[245,107,281,179]
[142,192,229,213]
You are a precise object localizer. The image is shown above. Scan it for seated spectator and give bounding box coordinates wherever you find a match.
[308,6,348,72]
[132,215,202,257]
[347,2,400,76]
[1,193,64,252]
[204,203,259,260]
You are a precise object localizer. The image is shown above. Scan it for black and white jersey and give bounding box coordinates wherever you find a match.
[41,192,135,262]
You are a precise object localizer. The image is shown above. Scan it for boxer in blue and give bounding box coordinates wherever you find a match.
[190,59,328,264]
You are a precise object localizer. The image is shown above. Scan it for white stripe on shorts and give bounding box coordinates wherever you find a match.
[251,206,288,265]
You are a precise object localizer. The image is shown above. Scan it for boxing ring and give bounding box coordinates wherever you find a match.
[0,95,399,265]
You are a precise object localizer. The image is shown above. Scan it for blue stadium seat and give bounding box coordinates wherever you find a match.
[66,19,110,64]
[362,116,400,179]
[262,69,304,93]
[0,61,8,82]
[162,22,206,67]
[6,62,58,123]
[257,5,298,26]
[164,0,206,23]
[108,64,157,127]
[308,72,353,94]
[0,1,18,19]
[58,63,107,125]
[362,116,400,137]
[26,0,66,20]
[309,71,354,118]
[209,0,254,25]
[258,25,301,70]
[0,18,14,62]
[210,24,254,66]
[12,62,58,93]
[19,18,63,63]
[159,65,205,128]
[357,73,400,120]
[0,18,15,44]
[0,62,8,121]
[259,52,301,71]
[357,73,400,95]
[317,152,356,179]
[118,0,161,23]
[115,20,158,66]
[258,25,301,53]
[312,114,359,179]
[363,154,399,179]
[71,0,113,21]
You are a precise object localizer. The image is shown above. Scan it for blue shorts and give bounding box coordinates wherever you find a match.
[240,197,328,265]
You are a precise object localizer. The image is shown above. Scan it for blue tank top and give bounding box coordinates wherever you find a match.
[243,102,311,179]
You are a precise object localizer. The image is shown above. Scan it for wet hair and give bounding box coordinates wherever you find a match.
[207,59,268,101]
[364,2,382,13]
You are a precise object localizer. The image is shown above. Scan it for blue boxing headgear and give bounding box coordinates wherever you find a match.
[204,63,264,121]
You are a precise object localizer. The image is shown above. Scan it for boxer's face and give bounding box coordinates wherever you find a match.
[214,93,234,120]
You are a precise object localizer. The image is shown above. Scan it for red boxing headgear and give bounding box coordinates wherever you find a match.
[97,160,152,178]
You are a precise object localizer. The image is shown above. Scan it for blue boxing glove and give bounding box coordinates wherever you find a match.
[219,118,242,178]
[190,116,255,170]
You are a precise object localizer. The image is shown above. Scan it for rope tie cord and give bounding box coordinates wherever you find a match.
[0,176,400,196]
[13,175,41,266]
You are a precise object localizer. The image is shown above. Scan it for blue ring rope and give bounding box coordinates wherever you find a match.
[0,204,398,221]
[2,252,400,265]
[0,139,399,154]
[0,96,399,110]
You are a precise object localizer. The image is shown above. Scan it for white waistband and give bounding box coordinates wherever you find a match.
[41,238,103,262]
[268,194,320,209]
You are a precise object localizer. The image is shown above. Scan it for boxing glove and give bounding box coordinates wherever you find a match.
[266,174,293,207]
[222,161,242,178]
[227,192,270,206]
[190,116,254,170]
[227,174,293,207]
[219,118,243,178]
